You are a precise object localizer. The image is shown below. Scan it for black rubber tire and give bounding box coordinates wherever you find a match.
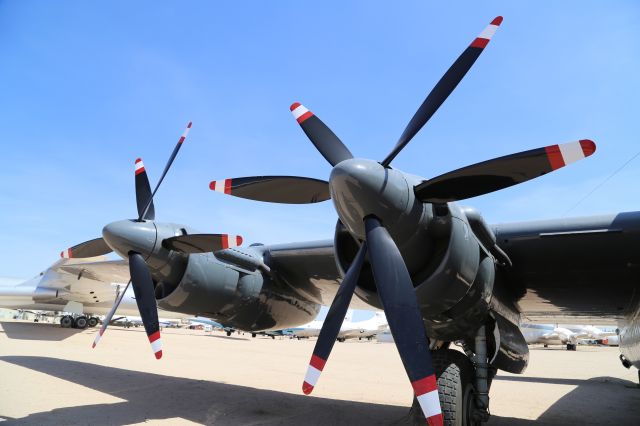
[226,330,232,337]
[74,316,88,329]
[409,349,479,426]
[87,317,99,328]
[566,343,577,351]
[60,315,73,328]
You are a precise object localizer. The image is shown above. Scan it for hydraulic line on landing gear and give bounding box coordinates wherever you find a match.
[472,325,491,422]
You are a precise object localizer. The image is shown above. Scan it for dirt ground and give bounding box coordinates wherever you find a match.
[0,320,639,425]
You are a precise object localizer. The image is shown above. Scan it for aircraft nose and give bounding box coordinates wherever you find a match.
[102,219,157,259]
[329,159,409,239]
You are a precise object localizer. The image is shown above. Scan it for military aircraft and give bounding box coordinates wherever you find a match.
[52,16,640,425]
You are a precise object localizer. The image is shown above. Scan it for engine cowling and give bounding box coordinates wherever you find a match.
[335,202,495,341]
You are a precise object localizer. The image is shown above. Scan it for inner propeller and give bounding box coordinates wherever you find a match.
[208,16,596,423]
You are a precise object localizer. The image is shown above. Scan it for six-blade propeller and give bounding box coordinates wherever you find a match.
[207,15,596,424]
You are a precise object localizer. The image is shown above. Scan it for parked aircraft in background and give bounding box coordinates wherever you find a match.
[521,324,618,350]
[337,312,388,341]
[0,257,186,329]
[287,311,354,339]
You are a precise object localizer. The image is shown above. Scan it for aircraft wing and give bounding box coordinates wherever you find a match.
[494,211,640,324]
[42,257,129,304]
[264,240,372,309]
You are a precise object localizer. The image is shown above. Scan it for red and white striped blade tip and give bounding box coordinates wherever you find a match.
[302,354,326,395]
[149,331,163,359]
[221,234,243,249]
[412,375,443,426]
[289,102,314,124]
[302,381,314,395]
[546,139,596,171]
[470,16,503,49]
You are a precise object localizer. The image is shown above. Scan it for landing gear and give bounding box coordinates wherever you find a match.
[87,317,99,328]
[410,349,480,425]
[566,343,577,351]
[60,315,73,328]
[226,330,232,337]
[252,333,256,338]
[74,316,88,329]
[337,337,346,343]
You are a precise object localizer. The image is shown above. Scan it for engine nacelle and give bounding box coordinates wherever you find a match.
[155,247,320,332]
[335,202,496,341]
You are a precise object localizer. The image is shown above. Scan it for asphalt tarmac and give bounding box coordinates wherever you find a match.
[1,320,639,425]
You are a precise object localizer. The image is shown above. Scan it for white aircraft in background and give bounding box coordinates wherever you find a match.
[337,312,388,341]
[288,310,354,339]
[0,256,186,329]
[520,323,617,350]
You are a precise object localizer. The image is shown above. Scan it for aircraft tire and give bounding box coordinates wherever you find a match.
[566,343,577,351]
[88,317,99,327]
[60,315,73,328]
[409,349,480,426]
[226,330,232,337]
[74,316,88,329]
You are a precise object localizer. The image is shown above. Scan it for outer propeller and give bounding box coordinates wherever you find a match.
[92,280,131,349]
[210,176,329,204]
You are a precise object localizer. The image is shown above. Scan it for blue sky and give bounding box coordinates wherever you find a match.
[1,2,639,318]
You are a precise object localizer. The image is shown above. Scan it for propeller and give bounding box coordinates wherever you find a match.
[139,121,192,220]
[415,139,596,203]
[92,280,131,349]
[128,252,162,359]
[381,16,503,167]
[60,237,112,259]
[208,16,596,423]
[71,121,197,359]
[163,233,243,253]
[135,158,155,220]
[209,176,329,204]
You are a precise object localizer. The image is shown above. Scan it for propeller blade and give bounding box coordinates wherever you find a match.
[415,139,596,203]
[382,16,503,167]
[162,233,243,253]
[290,102,353,167]
[303,243,367,395]
[60,238,112,259]
[128,252,162,359]
[139,121,192,220]
[135,158,155,220]
[209,176,330,204]
[364,217,442,425]
[92,280,131,349]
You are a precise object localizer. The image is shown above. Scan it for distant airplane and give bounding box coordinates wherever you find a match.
[287,310,354,340]
[520,324,617,350]
[0,256,186,329]
[338,312,388,341]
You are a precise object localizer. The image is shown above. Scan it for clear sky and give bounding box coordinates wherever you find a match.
[1,2,639,320]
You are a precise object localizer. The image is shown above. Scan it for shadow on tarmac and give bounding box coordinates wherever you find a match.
[0,322,82,341]
[0,356,639,425]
